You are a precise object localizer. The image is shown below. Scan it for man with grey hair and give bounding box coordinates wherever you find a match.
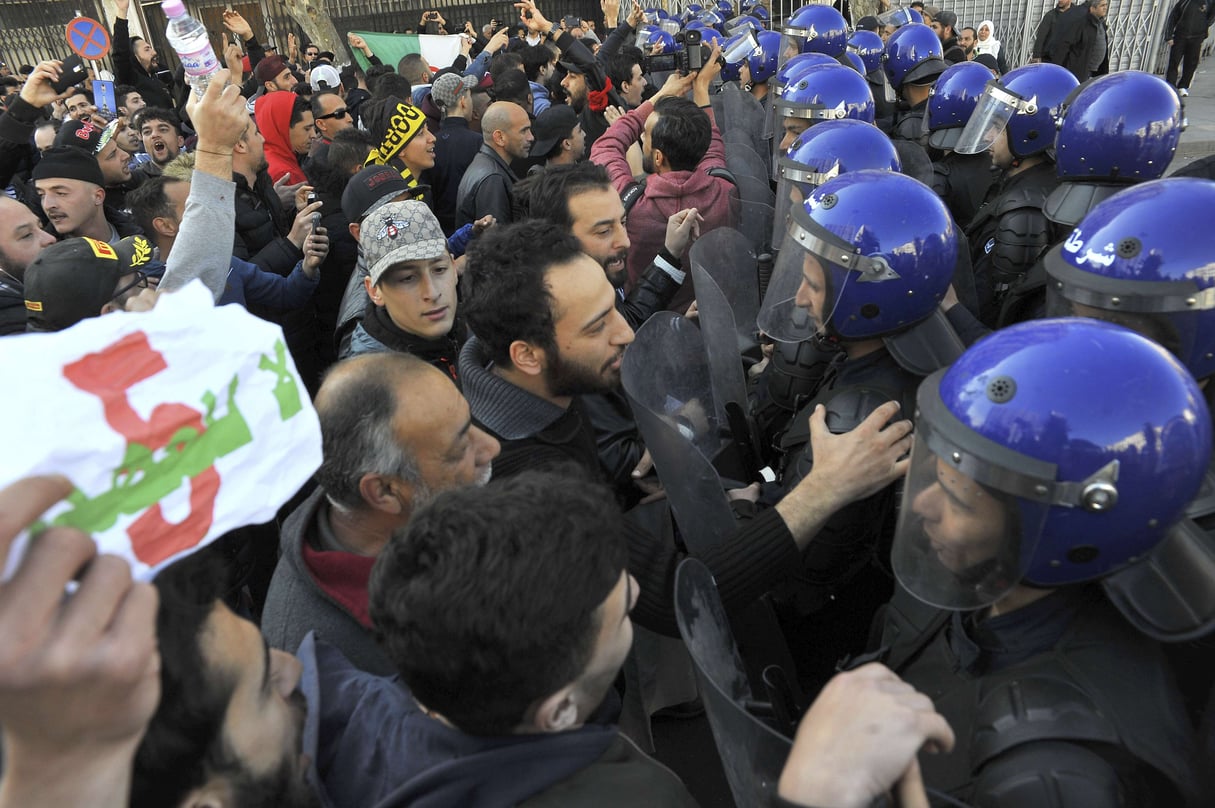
[261,352,499,673]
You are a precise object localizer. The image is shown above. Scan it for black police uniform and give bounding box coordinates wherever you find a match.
[965,161,1057,327]
[873,584,1209,807]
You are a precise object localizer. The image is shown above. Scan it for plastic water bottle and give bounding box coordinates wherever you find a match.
[162,0,221,98]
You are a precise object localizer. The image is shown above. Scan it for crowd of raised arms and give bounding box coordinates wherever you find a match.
[0,0,1213,805]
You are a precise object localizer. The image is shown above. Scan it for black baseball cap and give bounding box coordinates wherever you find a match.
[530,105,579,156]
[24,235,154,331]
[342,164,413,222]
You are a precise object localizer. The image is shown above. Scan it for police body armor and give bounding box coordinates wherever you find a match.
[932,151,999,229]
[875,584,1208,807]
[892,100,928,145]
[965,161,1057,327]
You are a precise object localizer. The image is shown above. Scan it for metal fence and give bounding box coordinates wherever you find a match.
[0,0,1179,77]
[0,0,602,76]
[0,0,113,74]
[156,0,602,69]
[762,0,1171,74]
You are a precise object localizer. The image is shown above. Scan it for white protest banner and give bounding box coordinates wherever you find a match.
[0,283,322,580]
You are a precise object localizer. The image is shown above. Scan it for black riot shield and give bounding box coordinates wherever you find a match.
[675,558,793,807]
[621,312,741,553]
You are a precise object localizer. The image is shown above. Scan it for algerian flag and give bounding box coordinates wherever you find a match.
[349,31,464,74]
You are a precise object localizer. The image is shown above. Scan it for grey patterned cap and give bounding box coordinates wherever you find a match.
[361,200,449,286]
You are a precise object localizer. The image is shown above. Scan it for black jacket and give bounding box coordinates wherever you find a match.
[0,272,25,336]
[0,96,43,210]
[111,18,175,110]
[1034,4,1084,59]
[425,117,483,235]
[459,336,801,637]
[455,143,518,228]
[1166,0,1215,39]
[1049,6,1111,81]
[942,37,967,64]
[232,169,302,275]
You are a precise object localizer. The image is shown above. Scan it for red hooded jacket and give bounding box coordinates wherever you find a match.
[255,90,308,185]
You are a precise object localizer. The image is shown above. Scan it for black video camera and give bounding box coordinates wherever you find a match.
[641,29,722,75]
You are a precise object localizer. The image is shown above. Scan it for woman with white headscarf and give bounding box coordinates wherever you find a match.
[974,20,1001,60]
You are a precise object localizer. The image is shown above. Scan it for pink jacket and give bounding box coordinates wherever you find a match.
[591,99,738,306]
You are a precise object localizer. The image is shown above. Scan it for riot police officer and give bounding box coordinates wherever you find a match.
[994,72,1185,328]
[756,170,962,689]
[1043,177,1215,751]
[883,23,948,145]
[924,61,1000,226]
[753,120,903,456]
[848,29,896,134]
[880,317,1211,807]
[770,64,875,177]
[955,62,1078,326]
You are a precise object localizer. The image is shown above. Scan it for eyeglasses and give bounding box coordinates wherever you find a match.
[110,269,152,302]
[315,107,348,121]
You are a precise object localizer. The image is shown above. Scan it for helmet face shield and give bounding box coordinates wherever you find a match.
[722,29,762,65]
[773,157,836,250]
[757,220,836,343]
[892,376,1050,611]
[878,8,918,27]
[758,204,901,343]
[954,81,1034,155]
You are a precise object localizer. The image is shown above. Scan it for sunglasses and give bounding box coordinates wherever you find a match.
[315,107,348,121]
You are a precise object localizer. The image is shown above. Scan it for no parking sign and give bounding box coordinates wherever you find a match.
[66,16,111,60]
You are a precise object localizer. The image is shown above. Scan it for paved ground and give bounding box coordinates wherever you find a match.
[1170,61,1215,174]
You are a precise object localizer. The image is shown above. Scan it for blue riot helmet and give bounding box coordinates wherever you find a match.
[848,30,885,75]
[720,31,759,81]
[772,52,837,96]
[954,63,1078,159]
[684,19,708,32]
[747,30,780,83]
[779,5,848,65]
[1044,71,1184,228]
[696,27,725,48]
[758,170,956,345]
[696,9,726,31]
[878,7,922,28]
[893,318,1211,611]
[883,23,946,92]
[921,61,993,151]
[681,3,705,23]
[633,23,660,49]
[844,51,865,74]
[1044,178,1215,380]
[725,14,763,35]
[641,7,662,24]
[774,63,876,162]
[773,119,901,249]
[643,29,677,54]
[749,3,771,24]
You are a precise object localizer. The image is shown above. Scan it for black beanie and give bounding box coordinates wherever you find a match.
[32,145,105,187]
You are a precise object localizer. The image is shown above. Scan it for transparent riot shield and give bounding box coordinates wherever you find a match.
[675,558,793,807]
[723,139,776,255]
[690,234,765,478]
[690,227,762,358]
[718,82,768,162]
[621,312,740,553]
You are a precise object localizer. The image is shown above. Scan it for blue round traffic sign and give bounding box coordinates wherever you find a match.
[66,16,112,60]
